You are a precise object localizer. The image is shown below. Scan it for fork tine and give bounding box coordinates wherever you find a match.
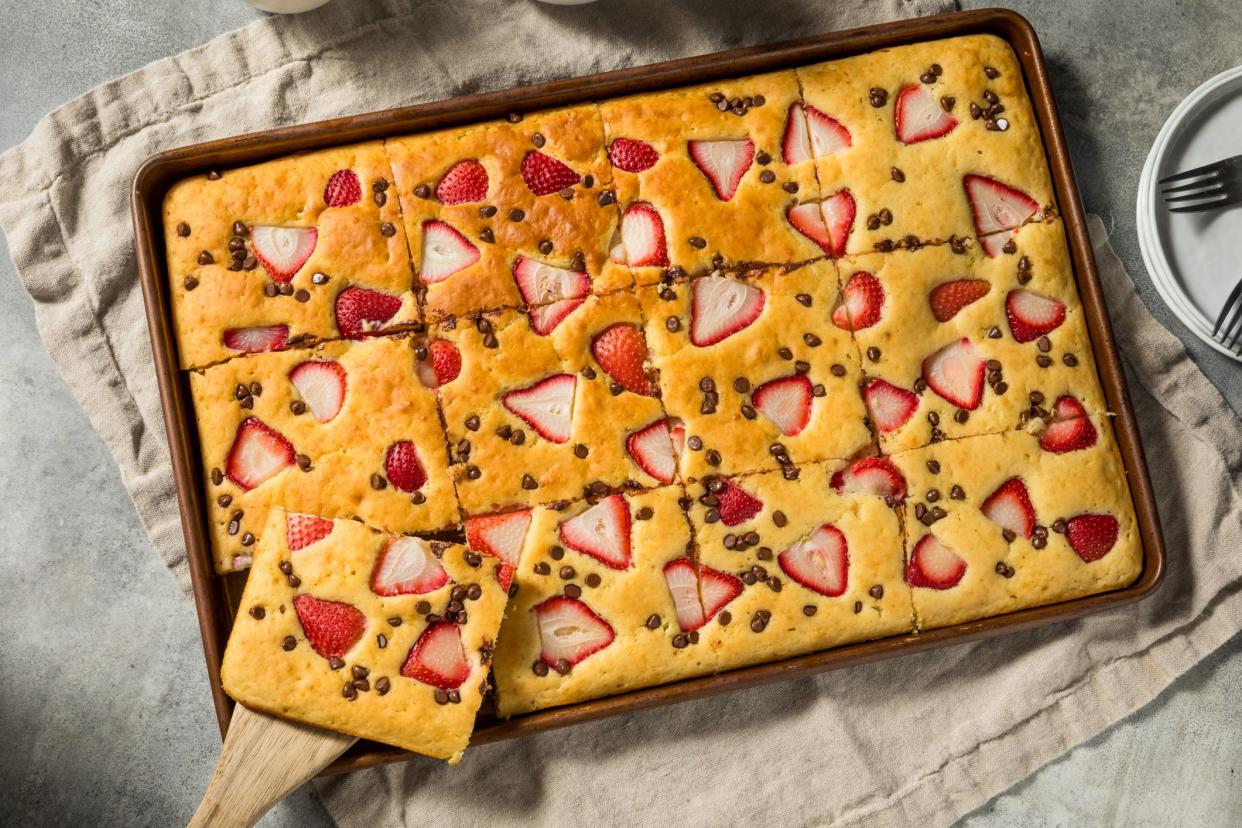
[1224,300,1242,350]
[1168,194,1241,213]
[1161,174,1220,195]
[1164,185,1226,204]
[1214,279,1242,335]
[1159,158,1226,184]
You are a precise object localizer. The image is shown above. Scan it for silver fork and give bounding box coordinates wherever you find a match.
[1212,276,1242,355]
[1159,154,1242,213]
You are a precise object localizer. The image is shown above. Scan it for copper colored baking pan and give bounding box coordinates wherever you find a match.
[131,8,1166,775]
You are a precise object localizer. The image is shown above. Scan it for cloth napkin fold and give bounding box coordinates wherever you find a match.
[3,1,1239,826]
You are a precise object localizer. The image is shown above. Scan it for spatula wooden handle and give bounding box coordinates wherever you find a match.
[188,703,357,828]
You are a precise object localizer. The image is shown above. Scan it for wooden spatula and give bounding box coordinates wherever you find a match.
[188,703,357,828]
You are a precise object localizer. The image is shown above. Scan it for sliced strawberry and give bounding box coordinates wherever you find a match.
[466,509,532,591]
[528,298,586,335]
[502,374,576,444]
[512,255,591,306]
[716,479,763,527]
[688,138,754,201]
[964,174,1039,236]
[384,440,427,493]
[862,379,919,433]
[1005,289,1066,343]
[783,102,852,163]
[980,228,1017,259]
[323,169,361,208]
[250,226,318,283]
[906,534,967,590]
[778,524,849,597]
[520,150,579,196]
[334,286,401,338]
[981,478,1036,539]
[929,279,991,322]
[1066,514,1120,562]
[690,275,765,346]
[787,201,833,254]
[292,593,366,660]
[534,596,615,669]
[752,375,813,436]
[612,202,669,267]
[1038,395,1097,454]
[830,457,907,501]
[591,323,657,396]
[820,189,856,258]
[699,564,743,622]
[288,360,346,423]
[895,83,959,144]
[223,325,289,355]
[922,337,986,410]
[832,271,884,330]
[419,220,480,285]
[435,159,489,205]
[370,536,450,596]
[608,138,660,173]
[559,494,632,569]
[662,558,706,632]
[416,339,462,389]
[225,417,294,490]
[626,419,678,484]
[286,512,333,551]
[401,622,470,689]
[668,418,686,457]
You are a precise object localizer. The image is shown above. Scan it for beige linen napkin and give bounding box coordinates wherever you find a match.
[4,1,1240,826]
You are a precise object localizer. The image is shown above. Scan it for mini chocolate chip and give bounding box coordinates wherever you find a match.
[804,333,821,347]
[1036,355,1053,368]
[376,634,388,650]
[891,167,905,183]
[538,239,554,255]
[636,506,654,520]
[329,657,345,671]
[988,325,1003,339]
[672,633,689,648]
[531,132,545,148]
[509,208,525,222]
[688,236,707,249]
[778,347,794,360]
[559,188,575,200]
[510,429,526,445]
[920,71,937,84]
[466,465,481,479]
[506,112,523,123]
[598,190,615,206]
[479,228,495,244]
[534,562,551,576]
[950,485,965,500]
[555,658,571,675]
[687,436,703,451]
[294,289,310,303]
[532,660,549,676]
[985,66,1001,79]
[830,364,847,378]
[941,95,956,111]
[262,282,278,298]
[1063,353,1079,367]
[391,615,406,626]
[782,181,799,194]
[183,275,199,291]
[879,208,893,225]
[705,449,722,466]
[869,87,888,107]
[522,474,538,490]
[380,222,396,237]
[954,409,969,424]
[574,443,589,459]
[176,221,191,237]
[759,170,776,184]
[794,360,810,374]
[248,605,265,620]
[585,573,602,588]
[1002,238,1017,254]
[866,346,881,361]
[206,171,222,181]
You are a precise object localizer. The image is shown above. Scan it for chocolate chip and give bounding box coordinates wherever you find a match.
[1002,238,1017,254]
[532,660,549,676]
[867,215,882,231]
[496,424,512,439]
[940,95,956,111]
[985,65,1001,79]
[380,222,396,237]
[506,112,523,123]
[538,239,553,255]
[329,657,345,671]
[782,181,799,194]
[207,171,222,180]
[465,415,480,431]
[970,102,983,120]
[579,573,599,590]
[510,429,526,446]
[559,188,575,200]
[759,170,776,184]
[293,289,310,303]
[554,658,571,675]
[531,132,545,148]
[926,460,941,474]
[830,363,847,378]
[869,88,888,107]
[672,633,689,648]
[1002,528,1017,543]
[950,485,965,500]
[1036,355,1053,368]
[572,443,589,459]
[878,208,893,226]
[509,208,525,222]
[983,89,1000,104]
[688,236,707,249]
[705,449,722,467]
[636,506,654,521]
[866,346,881,362]
[376,633,388,650]
[1063,353,1078,367]
[794,360,810,374]
[466,465,481,479]
[522,474,538,490]
[533,561,551,576]
[803,333,821,347]
[891,167,905,183]
[778,347,794,360]
[478,227,495,244]
[598,190,615,206]
[564,584,583,599]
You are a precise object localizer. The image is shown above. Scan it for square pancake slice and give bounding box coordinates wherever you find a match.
[638,262,871,481]
[190,335,458,573]
[599,69,825,279]
[491,487,718,717]
[889,416,1142,631]
[686,463,914,673]
[164,140,419,369]
[841,220,1105,454]
[221,510,508,763]
[794,34,1056,256]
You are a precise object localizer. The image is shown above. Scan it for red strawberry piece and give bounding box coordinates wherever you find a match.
[611,202,669,267]
[226,417,295,490]
[752,374,813,436]
[286,512,333,551]
[435,159,489,205]
[292,593,366,660]
[929,279,991,322]
[832,271,884,330]
[502,374,576,443]
[786,201,832,254]
[688,138,755,201]
[922,337,986,410]
[512,255,591,305]
[420,220,480,285]
[690,275,765,346]
[591,323,657,396]
[895,83,959,144]
[533,596,615,669]
[699,564,743,622]
[250,226,318,283]
[668,418,686,456]
[466,509,532,591]
[417,339,462,389]
[626,418,679,484]
[981,478,1036,539]
[528,298,586,335]
[222,325,289,355]
[1038,395,1097,453]
[716,479,763,526]
[782,102,851,164]
[323,169,362,208]
[830,457,907,501]
[520,150,580,196]
[778,524,849,597]
[334,286,402,338]
[559,494,632,569]
[370,536,450,596]
[662,558,706,631]
[979,228,1017,259]
[288,360,346,423]
[401,622,470,689]
[964,174,1039,236]
[1005,289,1066,343]
[906,534,967,590]
[862,378,919,433]
[607,138,660,173]
[820,189,856,257]
[384,440,427,493]
[1066,514,1120,562]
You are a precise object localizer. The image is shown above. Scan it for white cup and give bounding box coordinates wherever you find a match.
[243,0,333,13]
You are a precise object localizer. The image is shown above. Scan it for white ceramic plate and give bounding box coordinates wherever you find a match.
[1137,65,1242,360]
